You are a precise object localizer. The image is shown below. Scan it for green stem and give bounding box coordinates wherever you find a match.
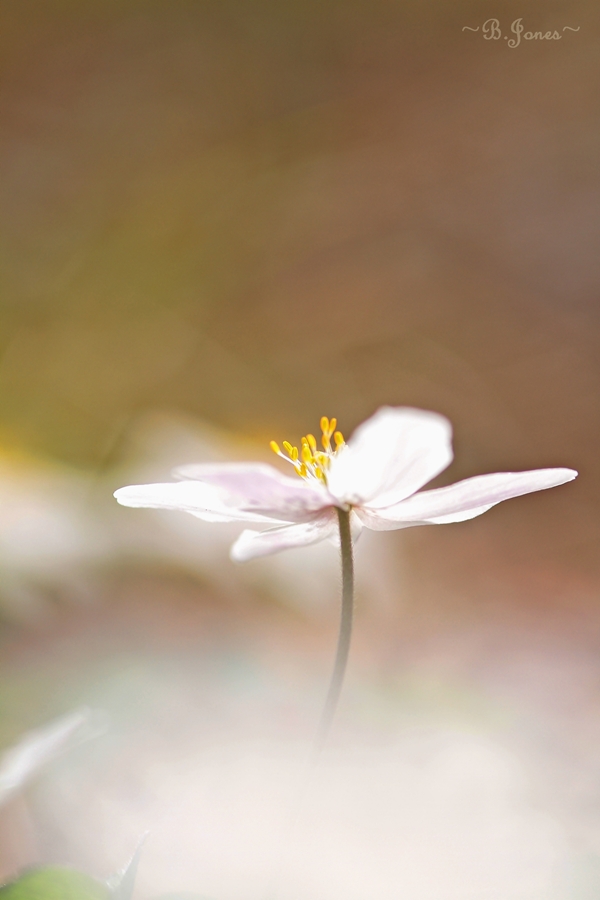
[312,507,354,759]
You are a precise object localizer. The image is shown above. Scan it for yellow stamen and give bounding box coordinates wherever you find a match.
[270,415,344,485]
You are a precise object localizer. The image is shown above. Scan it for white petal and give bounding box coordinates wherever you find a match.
[230,513,338,562]
[173,462,334,522]
[114,482,285,524]
[327,407,453,508]
[357,468,578,530]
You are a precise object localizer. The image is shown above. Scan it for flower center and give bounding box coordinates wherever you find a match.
[270,416,345,484]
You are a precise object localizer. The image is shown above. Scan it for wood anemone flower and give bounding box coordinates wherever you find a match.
[114,406,576,754]
[114,407,576,562]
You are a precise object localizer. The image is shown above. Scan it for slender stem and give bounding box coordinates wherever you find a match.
[312,507,354,759]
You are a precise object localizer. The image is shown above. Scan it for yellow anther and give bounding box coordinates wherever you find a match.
[269,415,342,485]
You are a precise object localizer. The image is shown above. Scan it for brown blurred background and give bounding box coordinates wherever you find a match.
[1,1,600,897]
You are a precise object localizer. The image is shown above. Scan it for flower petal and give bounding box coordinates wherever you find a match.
[230,512,338,562]
[327,407,453,507]
[174,462,334,522]
[114,481,285,524]
[357,468,578,530]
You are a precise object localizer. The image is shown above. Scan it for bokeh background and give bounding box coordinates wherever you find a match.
[1,1,600,897]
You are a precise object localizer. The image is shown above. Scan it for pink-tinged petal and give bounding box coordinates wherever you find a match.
[230,512,338,562]
[357,468,578,530]
[114,482,285,524]
[327,407,453,508]
[174,462,334,522]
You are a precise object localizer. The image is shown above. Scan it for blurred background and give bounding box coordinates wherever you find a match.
[1,0,600,897]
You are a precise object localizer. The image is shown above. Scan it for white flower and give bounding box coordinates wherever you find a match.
[114,407,577,563]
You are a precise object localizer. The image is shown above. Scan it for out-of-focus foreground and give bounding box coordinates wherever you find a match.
[1,1,600,897]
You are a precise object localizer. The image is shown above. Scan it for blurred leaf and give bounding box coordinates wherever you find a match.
[0,867,110,900]
[0,708,101,807]
[105,832,149,900]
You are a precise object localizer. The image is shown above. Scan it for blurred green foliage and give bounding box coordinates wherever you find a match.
[0,868,109,900]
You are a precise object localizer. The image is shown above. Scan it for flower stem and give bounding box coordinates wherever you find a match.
[312,507,354,759]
